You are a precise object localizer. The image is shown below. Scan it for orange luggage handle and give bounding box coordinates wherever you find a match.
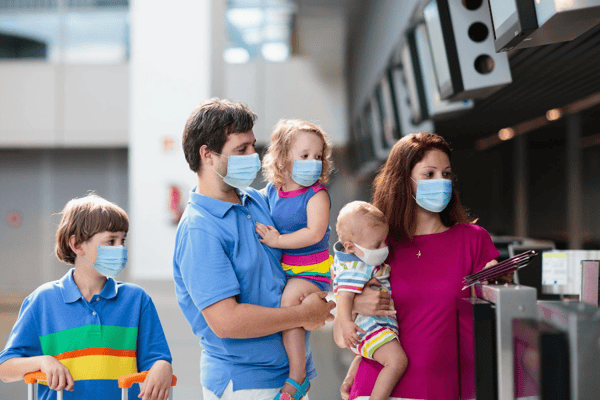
[118,371,178,389]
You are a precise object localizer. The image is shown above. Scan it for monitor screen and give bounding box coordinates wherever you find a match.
[375,75,399,147]
[423,1,453,99]
[400,41,425,124]
[488,0,518,38]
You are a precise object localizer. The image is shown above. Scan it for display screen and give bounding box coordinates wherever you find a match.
[400,42,423,123]
[423,1,452,98]
[488,0,518,38]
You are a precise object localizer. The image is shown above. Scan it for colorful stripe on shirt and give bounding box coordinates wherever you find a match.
[39,325,138,381]
[282,253,333,279]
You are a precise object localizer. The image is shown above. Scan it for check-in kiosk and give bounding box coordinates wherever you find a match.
[458,284,538,400]
[537,301,600,399]
[512,318,570,399]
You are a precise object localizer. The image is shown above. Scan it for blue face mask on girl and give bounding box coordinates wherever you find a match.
[83,245,127,278]
[291,160,322,187]
[412,178,452,213]
[213,152,261,189]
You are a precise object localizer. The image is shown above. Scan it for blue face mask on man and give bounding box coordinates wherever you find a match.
[291,160,322,187]
[412,178,452,213]
[83,245,127,278]
[213,152,261,189]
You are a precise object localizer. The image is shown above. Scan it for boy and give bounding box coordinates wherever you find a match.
[0,194,173,400]
[333,201,407,400]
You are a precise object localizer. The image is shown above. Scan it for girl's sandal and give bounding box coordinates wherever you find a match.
[274,377,310,400]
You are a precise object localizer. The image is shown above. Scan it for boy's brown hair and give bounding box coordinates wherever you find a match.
[55,194,129,265]
[336,201,388,243]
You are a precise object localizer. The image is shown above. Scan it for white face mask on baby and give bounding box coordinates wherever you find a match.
[354,243,389,266]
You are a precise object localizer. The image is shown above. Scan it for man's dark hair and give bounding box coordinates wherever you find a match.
[183,98,257,173]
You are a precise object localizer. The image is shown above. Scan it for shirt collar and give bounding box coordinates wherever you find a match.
[60,268,118,303]
[189,187,251,219]
[333,241,362,262]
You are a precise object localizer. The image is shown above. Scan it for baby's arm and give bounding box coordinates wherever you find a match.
[256,190,330,249]
[335,292,366,349]
[0,356,74,391]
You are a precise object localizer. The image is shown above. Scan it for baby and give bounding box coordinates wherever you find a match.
[333,201,407,400]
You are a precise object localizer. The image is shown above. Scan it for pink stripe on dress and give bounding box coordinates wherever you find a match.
[282,249,330,266]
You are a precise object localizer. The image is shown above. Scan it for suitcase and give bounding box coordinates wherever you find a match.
[24,370,177,400]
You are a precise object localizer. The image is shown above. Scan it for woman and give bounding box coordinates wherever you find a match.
[338,132,502,400]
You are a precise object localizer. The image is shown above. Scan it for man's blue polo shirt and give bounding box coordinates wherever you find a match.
[0,269,172,400]
[173,187,316,397]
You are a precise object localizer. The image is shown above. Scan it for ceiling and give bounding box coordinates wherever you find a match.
[436,21,600,146]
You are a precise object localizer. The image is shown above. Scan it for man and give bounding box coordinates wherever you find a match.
[173,99,336,400]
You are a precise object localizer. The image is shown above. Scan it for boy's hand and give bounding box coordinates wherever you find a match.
[138,360,172,400]
[255,222,280,248]
[340,320,365,348]
[39,355,74,392]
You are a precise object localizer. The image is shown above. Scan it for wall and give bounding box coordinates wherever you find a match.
[225,6,347,146]
[346,0,420,118]
[0,63,128,147]
[127,0,212,281]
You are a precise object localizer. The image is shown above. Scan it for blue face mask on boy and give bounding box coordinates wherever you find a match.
[83,245,127,278]
[291,160,322,187]
[412,178,452,213]
[213,152,261,189]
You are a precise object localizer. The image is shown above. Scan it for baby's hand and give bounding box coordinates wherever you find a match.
[255,222,281,248]
[340,320,365,348]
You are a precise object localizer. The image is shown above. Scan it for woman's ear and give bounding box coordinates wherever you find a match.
[69,235,85,257]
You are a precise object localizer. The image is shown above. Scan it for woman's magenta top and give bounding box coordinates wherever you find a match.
[349,223,500,400]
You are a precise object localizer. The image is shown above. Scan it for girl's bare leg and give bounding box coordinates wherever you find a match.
[280,278,323,397]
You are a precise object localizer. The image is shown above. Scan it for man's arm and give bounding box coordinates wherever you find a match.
[202,292,335,339]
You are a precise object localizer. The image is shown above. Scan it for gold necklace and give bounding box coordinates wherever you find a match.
[417,222,445,258]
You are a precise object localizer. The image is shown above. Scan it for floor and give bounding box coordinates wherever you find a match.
[0,282,350,399]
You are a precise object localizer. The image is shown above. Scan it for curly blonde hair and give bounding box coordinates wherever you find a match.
[262,119,333,187]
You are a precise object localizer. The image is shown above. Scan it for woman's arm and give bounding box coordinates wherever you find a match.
[340,355,362,400]
[256,190,330,249]
[351,278,396,316]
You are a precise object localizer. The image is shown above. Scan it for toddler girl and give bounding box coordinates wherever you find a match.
[256,119,333,400]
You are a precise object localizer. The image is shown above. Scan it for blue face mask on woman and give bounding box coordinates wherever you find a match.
[83,245,127,278]
[291,160,322,187]
[213,152,261,189]
[412,178,452,213]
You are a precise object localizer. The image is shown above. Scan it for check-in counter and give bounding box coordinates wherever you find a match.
[537,301,600,399]
[458,284,538,400]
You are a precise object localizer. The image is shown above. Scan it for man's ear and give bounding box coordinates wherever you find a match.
[199,145,214,166]
[69,235,85,257]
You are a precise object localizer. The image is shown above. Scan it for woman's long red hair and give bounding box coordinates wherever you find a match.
[372,132,473,242]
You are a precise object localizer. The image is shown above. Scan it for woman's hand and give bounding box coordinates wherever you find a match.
[39,356,74,392]
[352,278,396,317]
[482,259,514,284]
[138,360,173,400]
[255,222,280,248]
[340,355,362,400]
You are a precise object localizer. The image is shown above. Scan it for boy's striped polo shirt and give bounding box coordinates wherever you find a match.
[0,269,172,400]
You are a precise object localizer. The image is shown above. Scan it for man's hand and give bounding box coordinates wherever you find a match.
[255,222,281,248]
[300,291,335,331]
[138,360,173,400]
[39,356,74,392]
[352,278,396,317]
[340,320,365,348]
